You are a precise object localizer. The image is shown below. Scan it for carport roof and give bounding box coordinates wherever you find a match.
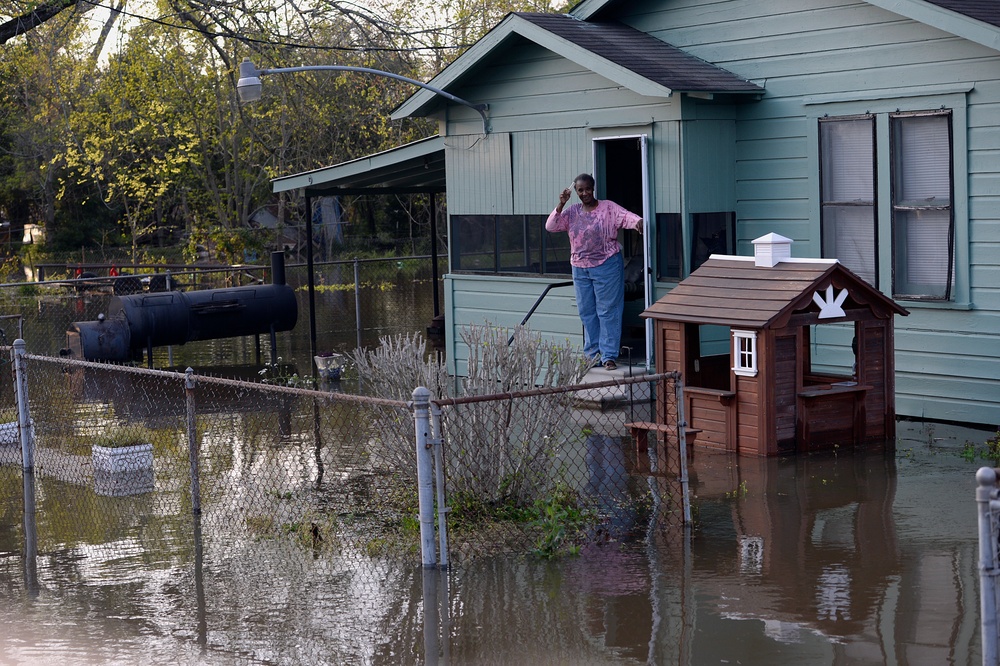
[270,135,445,196]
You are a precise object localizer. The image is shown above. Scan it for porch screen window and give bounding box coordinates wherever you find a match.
[451,215,496,272]
[451,215,570,276]
[891,112,953,300]
[691,212,735,273]
[656,213,683,280]
[732,330,757,377]
[820,116,876,285]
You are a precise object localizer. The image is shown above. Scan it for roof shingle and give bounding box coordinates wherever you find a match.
[516,13,763,94]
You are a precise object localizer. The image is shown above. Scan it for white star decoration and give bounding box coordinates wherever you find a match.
[813,285,848,319]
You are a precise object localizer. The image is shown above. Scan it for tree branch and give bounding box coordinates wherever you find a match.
[0,0,80,45]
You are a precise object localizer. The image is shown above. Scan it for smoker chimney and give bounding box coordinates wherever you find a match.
[752,233,793,268]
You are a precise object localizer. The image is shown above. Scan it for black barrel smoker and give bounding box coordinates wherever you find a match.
[64,251,298,365]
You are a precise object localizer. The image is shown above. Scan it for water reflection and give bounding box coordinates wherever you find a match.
[0,420,987,663]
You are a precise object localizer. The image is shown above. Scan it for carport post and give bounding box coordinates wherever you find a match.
[304,194,318,363]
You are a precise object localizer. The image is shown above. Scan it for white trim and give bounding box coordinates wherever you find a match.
[708,254,839,265]
[803,83,975,106]
[864,0,1000,53]
[732,330,758,377]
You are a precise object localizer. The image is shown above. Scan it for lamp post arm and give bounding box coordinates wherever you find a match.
[256,64,490,134]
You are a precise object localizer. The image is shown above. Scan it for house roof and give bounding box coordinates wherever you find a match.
[270,135,445,196]
[641,256,908,329]
[392,12,762,121]
[515,13,764,94]
[907,0,1000,28]
[574,0,1000,52]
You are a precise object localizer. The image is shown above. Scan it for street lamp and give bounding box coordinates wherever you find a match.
[236,57,480,367]
[236,59,489,134]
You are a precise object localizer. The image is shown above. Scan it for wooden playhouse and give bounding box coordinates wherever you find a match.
[642,234,908,456]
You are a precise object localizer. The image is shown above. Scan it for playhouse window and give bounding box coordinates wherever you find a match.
[818,108,958,302]
[732,330,757,377]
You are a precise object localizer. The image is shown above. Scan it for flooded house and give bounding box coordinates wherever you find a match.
[272,0,1000,430]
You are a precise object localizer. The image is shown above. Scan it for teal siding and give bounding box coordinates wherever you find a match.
[444,133,513,215]
[602,0,1000,426]
[451,40,682,135]
[437,0,1000,425]
[444,274,583,376]
[512,128,589,213]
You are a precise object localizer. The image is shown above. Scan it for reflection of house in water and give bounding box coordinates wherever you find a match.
[558,439,978,663]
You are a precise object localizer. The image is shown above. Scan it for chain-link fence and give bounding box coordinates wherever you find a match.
[0,255,439,362]
[2,342,689,660]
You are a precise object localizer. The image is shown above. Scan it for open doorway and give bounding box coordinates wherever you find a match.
[594,136,649,367]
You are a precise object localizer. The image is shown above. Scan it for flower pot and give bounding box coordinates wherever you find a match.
[92,443,153,473]
[92,443,154,496]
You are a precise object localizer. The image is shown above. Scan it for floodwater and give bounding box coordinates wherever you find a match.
[0,264,994,664]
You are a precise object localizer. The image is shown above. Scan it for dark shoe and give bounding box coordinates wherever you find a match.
[603,359,617,370]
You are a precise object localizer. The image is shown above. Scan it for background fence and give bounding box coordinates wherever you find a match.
[1,343,688,661]
[0,255,440,364]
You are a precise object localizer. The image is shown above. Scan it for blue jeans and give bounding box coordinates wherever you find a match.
[572,252,624,363]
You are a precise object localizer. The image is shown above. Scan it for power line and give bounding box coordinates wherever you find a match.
[77,0,469,54]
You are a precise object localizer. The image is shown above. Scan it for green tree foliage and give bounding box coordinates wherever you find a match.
[0,0,568,260]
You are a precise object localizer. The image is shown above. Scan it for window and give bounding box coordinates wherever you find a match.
[450,215,571,275]
[820,116,877,285]
[818,109,955,301]
[732,330,757,377]
[691,212,736,273]
[656,213,682,280]
[891,112,953,300]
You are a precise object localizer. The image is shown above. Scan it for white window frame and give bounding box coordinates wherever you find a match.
[806,87,971,309]
[732,330,758,377]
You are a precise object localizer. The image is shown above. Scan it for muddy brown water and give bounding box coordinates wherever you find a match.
[0,269,993,664]
[0,419,990,665]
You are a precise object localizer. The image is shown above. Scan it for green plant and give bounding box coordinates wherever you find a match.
[985,431,1000,460]
[725,479,748,499]
[257,358,317,388]
[530,485,590,558]
[961,442,977,462]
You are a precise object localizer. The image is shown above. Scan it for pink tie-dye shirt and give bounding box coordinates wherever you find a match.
[545,200,642,268]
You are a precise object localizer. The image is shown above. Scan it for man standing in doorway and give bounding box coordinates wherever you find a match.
[546,173,643,370]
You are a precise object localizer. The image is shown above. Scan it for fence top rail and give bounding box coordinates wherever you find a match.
[431,371,680,407]
[21,352,411,409]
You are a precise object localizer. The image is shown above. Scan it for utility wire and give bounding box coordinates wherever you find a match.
[76,0,472,54]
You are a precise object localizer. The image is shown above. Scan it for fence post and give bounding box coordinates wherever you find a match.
[430,403,449,568]
[12,339,33,471]
[354,258,362,349]
[186,368,202,515]
[674,374,692,525]
[412,387,437,567]
[977,466,999,666]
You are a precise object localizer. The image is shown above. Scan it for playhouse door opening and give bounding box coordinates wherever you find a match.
[594,136,650,366]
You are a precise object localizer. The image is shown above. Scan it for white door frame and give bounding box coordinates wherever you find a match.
[592,134,653,369]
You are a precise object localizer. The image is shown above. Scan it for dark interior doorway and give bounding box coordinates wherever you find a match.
[595,136,647,363]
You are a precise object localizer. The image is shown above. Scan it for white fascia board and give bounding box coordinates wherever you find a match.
[569,0,614,21]
[865,0,1000,52]
[392,14,673,121]
[270,136,443,193]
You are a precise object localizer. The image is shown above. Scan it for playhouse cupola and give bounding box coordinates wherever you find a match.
[752,233,793,267]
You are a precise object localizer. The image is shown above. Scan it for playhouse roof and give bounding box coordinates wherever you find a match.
[641,256,908,329]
